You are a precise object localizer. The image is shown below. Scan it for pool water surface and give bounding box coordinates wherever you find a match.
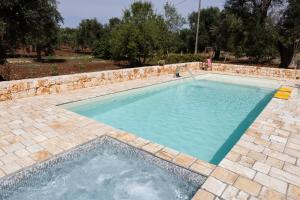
[64,76,276,164]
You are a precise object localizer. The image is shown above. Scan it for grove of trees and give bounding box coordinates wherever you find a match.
[0,0,299,68]
[0,0,63,62]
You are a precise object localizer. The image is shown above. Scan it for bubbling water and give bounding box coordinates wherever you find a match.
[4,150,196,200]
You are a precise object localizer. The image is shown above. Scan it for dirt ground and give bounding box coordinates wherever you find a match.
[1,48,298,82]
[0,47,128,81]
[0,59,123,81]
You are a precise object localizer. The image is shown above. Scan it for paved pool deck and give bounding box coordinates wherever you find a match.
[0,71,300,200]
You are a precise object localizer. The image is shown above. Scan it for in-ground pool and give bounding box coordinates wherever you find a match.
[63,74,278,164]
[0,137,205,200]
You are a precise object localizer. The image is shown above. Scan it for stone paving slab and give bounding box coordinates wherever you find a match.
[0,70,299,199]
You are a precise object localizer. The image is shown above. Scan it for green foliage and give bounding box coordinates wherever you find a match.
[163,2,186,53]
[244,22,278,61]
[177,29,194,53]
[210,12,243,54]
[164,2,185,32]
[51,65,58,76]
[79,63,85,72]
[210,0,298,66]
[108,18,121,28]
[91,17,121,59]
[110,1,167,66]
[277,0,300,67]
[187,7,221,53]
[0,0,63,60]
[151,54,205,65]
[76,18,103,50]
[214,1,279,62]
[164,54,205,64]
[58,28,77,49]
[92,39,111,59]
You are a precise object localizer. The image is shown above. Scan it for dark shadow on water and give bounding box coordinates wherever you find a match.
[209,91,275,165]
[190,84,204,89]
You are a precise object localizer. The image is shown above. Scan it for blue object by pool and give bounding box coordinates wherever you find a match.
[65,78,275,164]
[0,137,203,200]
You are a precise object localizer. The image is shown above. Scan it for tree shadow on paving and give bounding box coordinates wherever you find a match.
[0,75,6,82]
[34,58,67,63]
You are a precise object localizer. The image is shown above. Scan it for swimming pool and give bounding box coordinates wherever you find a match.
[64,74,278,164]
[0,137,205,200]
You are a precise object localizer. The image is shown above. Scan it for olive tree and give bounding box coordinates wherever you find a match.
[277,0,300,68]
[76,18,103,51]
[0,0,63,61]
[110,1,167,66]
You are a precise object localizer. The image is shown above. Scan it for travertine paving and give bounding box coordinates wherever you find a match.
[193,79,300,200]
[0,69,299,200]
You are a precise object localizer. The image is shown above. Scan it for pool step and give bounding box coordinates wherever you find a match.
[274,87,292,100]
[278,87,292,93]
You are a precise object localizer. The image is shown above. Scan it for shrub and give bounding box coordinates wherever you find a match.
[92,40,111,59]
[51,65,58,76]
[152,54,206,65]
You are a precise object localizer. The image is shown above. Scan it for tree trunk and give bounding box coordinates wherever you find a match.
[260,0,272,25]
[278,41,294,68]
[0,41,6,64]
[32,45,36,52]
[0,51,6,64]
[44,47,50,56]
[214,48,221,60]
[36,44,42,61]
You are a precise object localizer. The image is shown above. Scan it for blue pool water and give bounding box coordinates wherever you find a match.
[65,78,275,164]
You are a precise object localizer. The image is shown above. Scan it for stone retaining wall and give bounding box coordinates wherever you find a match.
[0,62,200,101]
[0,62,299,101]
[212,63,300,79]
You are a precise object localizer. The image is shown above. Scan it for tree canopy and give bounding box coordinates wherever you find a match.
[110,2,167,65]
[188,7,221,54]
[277,0,300,67]
[220,0,279,61]
[62,0,300,68]
[76,18,103,51]
[0,0,63,62]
